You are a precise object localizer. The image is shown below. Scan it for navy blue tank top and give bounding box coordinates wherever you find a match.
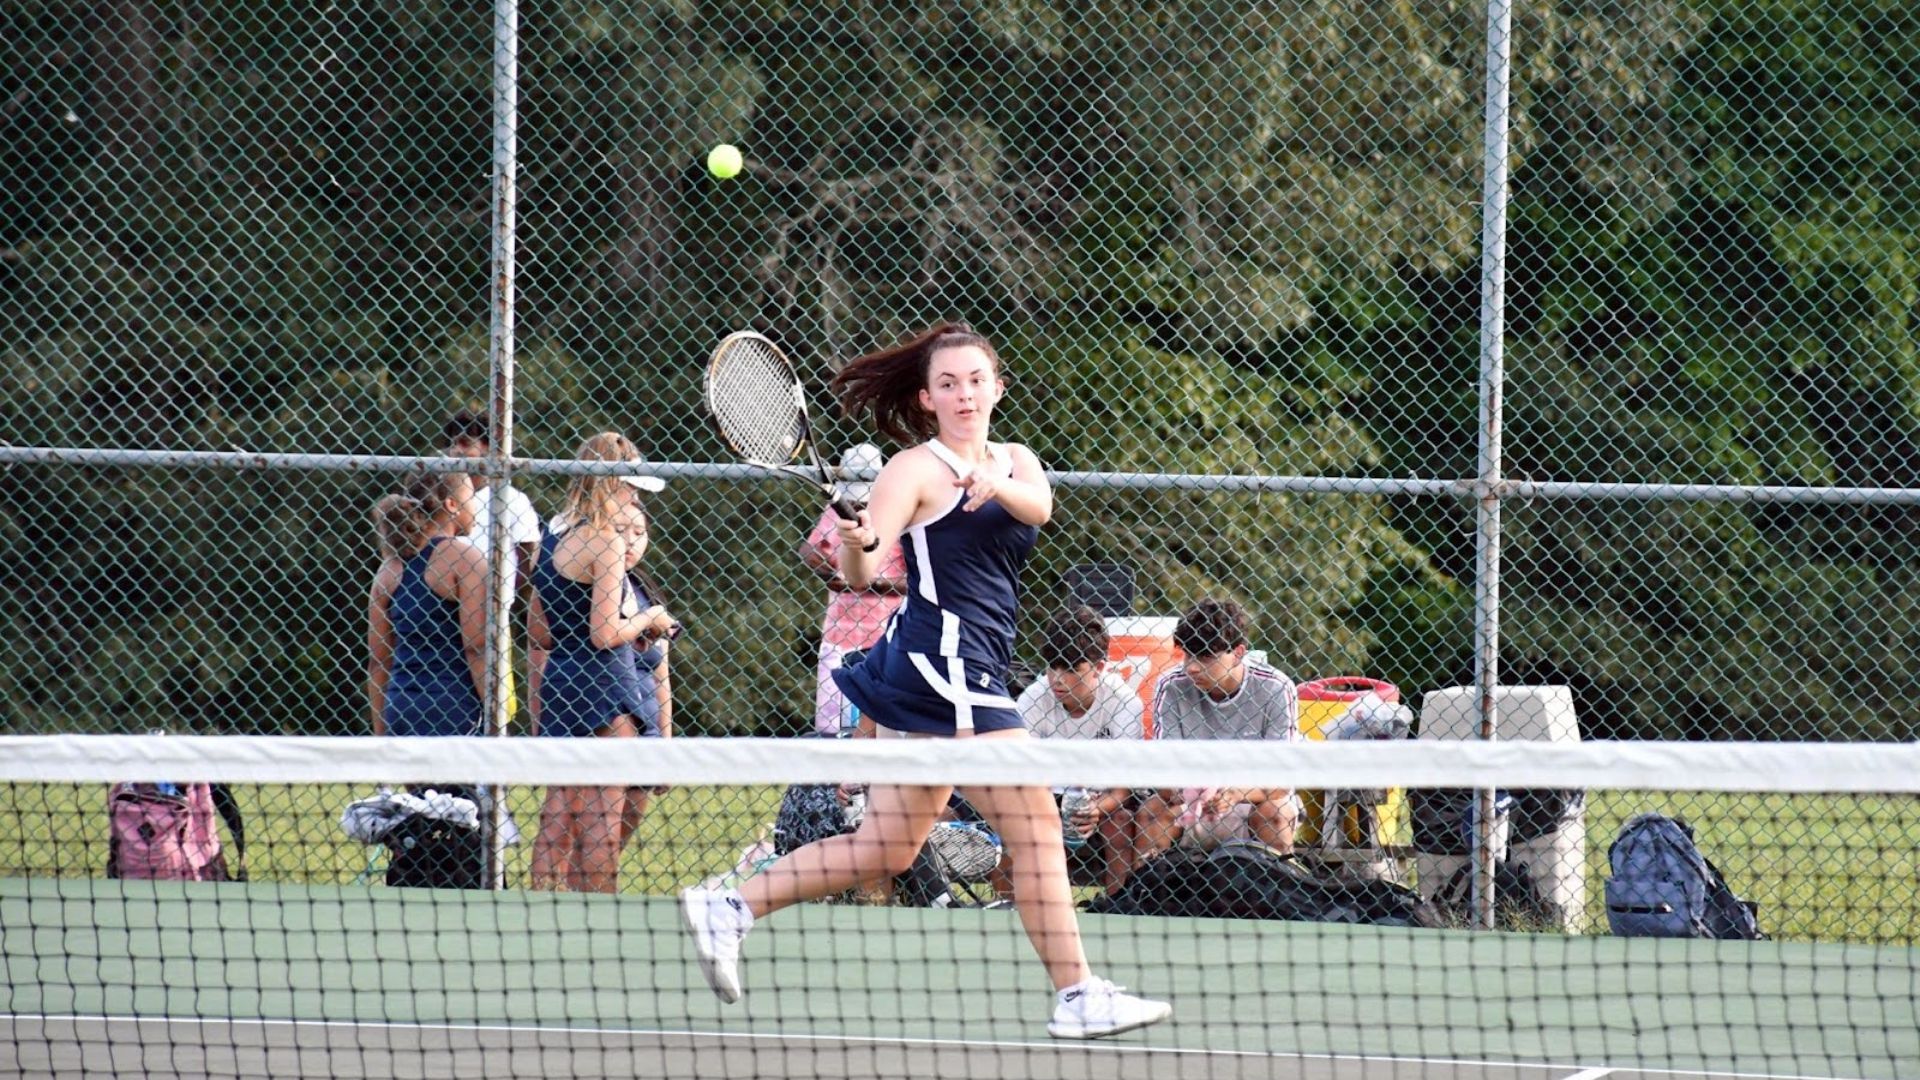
[533,529,653,652]
[387,537,476,709]
[531,527,662,724]
[888,441,1038,669]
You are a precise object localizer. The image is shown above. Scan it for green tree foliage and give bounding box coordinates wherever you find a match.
[0,0,1912,738]
[1369,0,1920,739]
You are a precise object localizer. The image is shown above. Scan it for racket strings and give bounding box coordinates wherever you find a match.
[710,339,806,464]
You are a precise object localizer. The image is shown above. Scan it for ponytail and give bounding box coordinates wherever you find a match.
[830,321,1000,444]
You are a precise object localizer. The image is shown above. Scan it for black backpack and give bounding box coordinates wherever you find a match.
[1086,842,1443,928]
[770,782,996,908]
[383,784,486,890]
[772,782,852,855]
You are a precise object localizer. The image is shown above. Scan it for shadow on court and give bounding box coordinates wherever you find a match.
[3,876,1914,1079]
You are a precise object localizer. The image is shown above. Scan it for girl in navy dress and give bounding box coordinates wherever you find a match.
[528,432,678,893]
[367,470,489,739]
[682,324,1171,1039]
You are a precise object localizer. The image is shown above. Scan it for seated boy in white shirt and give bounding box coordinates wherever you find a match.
[1009,605,1145,894]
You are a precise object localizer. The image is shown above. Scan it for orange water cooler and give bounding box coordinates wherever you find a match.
[1103,617,1181,738]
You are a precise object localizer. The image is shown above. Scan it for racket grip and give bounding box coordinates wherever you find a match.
[830,497,879,553]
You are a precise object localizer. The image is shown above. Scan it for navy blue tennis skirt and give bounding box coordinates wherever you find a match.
[831,633,1023,736]
[536,648,660,738]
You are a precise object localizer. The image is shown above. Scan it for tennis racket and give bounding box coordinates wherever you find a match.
[705,330,877,551]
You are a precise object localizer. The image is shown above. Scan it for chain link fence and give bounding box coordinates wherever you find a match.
[2,1,1916,930]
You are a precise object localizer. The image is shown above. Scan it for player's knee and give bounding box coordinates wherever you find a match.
[876,839,925,878]
[1029,809,1066,845]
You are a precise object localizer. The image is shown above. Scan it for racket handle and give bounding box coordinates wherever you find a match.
[830,497,879,553]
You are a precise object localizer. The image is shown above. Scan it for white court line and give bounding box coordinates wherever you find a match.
[0,1014,1887,1080]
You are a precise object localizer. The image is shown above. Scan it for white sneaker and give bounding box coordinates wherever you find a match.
[1047,977,1172,1039]
[680,886,753,1003]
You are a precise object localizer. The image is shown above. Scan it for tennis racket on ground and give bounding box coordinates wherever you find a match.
[705,330,877,552]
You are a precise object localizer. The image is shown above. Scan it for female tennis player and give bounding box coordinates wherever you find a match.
[368,469,488,738]
[683,323,1171,1039]
[528,432,678,893]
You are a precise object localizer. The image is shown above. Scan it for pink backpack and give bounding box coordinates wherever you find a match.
[108,782,226,881]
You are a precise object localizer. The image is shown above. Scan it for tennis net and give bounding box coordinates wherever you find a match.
[3,733,1917,1080]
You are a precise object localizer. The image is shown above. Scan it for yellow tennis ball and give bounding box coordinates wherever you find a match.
[706,144,743,180]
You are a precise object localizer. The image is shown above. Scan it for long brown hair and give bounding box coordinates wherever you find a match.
[373,470,468,560]
[830,322,1000,444]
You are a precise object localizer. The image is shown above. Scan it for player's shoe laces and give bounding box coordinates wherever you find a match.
[680,886,753,1004]
[1047,977,1172,1039]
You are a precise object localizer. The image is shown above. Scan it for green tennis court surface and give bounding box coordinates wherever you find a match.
[4,876,1914,1080]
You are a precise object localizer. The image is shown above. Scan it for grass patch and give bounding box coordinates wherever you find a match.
[1582,789,1920,945]
[4,782,1915,944]
[0,781,782,897]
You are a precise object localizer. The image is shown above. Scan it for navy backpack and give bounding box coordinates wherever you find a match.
[1604,813,1764,940]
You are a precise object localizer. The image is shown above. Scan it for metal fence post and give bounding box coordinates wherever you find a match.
[1474,0,1516,932]
[484,0,521,891]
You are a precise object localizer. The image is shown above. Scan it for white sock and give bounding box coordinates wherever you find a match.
[1057,976,1099,1001]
